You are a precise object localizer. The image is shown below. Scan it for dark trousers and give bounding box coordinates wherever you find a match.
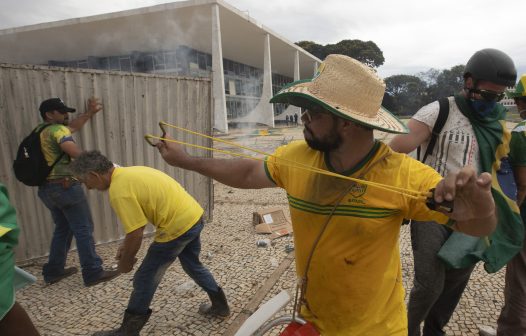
[127,218,219,315]
[497,208,526,336]
[407,221,475,336]
[38,181,103,283]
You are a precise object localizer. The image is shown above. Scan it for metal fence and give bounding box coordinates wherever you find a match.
[0,63,213,262]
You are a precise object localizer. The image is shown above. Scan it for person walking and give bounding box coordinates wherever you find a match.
[69,150,229,336]
[389,49,522,336]
[37,97,119,286]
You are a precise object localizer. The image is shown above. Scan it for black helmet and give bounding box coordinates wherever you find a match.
[464,48,517,87]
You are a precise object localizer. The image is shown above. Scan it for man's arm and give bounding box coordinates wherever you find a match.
[434,166,496,237]
[60,141,83,159]
[68,97,102,134]
[389,118,431,153]
[156,135,276,189]
[513,166,526,206]
[116,226,144,273]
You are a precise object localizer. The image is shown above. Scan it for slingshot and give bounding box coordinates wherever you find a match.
[144,121,453,212]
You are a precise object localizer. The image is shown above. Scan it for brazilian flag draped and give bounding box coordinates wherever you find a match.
[0,184,19,320]
[437,95,524,273]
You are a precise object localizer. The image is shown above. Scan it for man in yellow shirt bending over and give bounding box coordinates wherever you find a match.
[69,151,229,336]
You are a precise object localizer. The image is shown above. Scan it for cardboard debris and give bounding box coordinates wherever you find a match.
[253,207,293,240]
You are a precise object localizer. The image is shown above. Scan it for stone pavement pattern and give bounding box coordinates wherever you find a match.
[16,126,506,335]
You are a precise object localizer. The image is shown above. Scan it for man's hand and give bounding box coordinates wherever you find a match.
[434,166,496,236]
[156,134,191,168]
[117,257,138,274]
[86,97,103,116]
[115,245,124,260]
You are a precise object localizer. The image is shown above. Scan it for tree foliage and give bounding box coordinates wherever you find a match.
[296,39,385,68]
[384,75,428,115]
[383,64,466,116]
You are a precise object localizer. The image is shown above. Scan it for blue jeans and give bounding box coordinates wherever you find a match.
[127,219,219,315]
[38,181,103,283]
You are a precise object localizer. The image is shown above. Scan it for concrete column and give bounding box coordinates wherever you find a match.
[230,33,274,126]
[211,4,228,133]
[259,33,275,127]
[282,50,301,124]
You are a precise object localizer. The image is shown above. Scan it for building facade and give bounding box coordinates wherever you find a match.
[0,0,320,132]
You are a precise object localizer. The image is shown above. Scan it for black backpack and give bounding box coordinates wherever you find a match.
[13,124,65,186]
[416,97,450,163]
[402,97,449,225]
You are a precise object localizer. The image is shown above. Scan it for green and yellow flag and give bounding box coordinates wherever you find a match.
[0,184,19,320]
[437,95,524,273]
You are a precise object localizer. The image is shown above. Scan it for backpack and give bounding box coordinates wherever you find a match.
[402,97,449,225]
[416,97,450,163]
[13,124,65,186]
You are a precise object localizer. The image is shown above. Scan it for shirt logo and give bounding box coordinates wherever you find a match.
[349,183,367,198]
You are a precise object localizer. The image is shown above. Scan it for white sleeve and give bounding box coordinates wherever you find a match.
[412,100,440,128]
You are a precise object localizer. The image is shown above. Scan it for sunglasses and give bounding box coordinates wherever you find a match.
[469,88,506,102]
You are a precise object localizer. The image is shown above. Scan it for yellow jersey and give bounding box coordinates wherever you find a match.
[109,166,203,242]
[264,140,447,335]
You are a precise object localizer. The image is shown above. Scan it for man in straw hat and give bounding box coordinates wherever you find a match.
[390,49,522,336]
[479,74,526,336]
[156,54,497,335]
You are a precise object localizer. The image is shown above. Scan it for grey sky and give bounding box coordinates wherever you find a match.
[1,0,525,78]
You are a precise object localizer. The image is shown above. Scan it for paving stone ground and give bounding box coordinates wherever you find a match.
[16,126,506,335]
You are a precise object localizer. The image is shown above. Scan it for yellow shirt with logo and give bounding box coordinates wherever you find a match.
[109,166,204,242]
[264,140,448,335]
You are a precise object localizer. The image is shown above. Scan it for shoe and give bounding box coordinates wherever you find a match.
[479,325,497,336]
[44,267,78,285]
[84,269,120,287]
[199,287,230,318]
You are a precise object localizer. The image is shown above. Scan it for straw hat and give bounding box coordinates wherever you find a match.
[270,54,408,134]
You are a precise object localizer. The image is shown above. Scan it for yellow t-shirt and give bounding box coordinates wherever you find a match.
[109,166,204,242]
[264,140,447,335]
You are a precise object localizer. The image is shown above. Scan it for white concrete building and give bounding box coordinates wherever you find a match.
[0,0,320,132]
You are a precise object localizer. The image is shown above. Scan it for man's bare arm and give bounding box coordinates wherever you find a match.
[68,97,102,133]
[513,166,526,206]
[116,226,145,273]
[389,119,431,153]
[156,135,276,189]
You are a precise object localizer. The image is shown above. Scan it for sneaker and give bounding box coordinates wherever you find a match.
[479,325,497,336]
[84,269,120,287]
[44,266,78,285]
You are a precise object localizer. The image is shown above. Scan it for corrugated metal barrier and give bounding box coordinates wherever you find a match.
[0,63,213,262]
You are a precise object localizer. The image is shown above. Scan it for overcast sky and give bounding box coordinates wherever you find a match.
[1,0,525,79]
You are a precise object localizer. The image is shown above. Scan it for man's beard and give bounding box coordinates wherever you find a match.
[304,126,343,152]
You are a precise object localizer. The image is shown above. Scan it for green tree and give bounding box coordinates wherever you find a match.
[325,40,384,68]
[384,75,428,116]
[296,41,326,59]
[296,39,385,68]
